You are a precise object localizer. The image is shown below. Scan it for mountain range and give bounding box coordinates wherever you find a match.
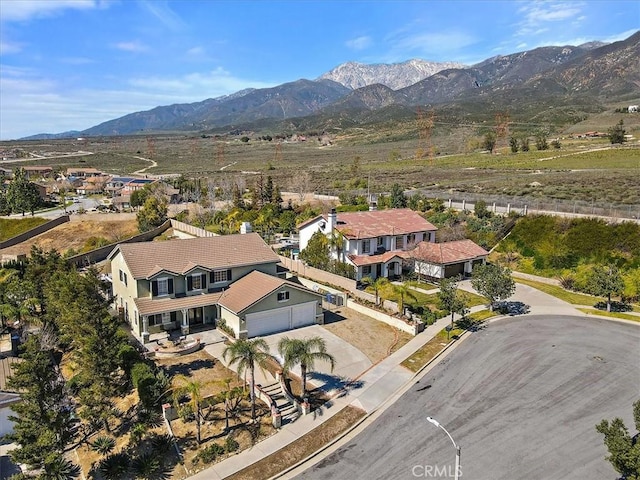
[23,32,639,139]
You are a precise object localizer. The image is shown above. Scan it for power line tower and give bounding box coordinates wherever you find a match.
[416,107,436,164]
[216,142,225,167]
[274,142,283,163]
[146,136,155,159]
[494,111,510,153]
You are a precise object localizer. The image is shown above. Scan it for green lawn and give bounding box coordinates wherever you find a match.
[0,217,49,241]
[378,286,486,311]
[515,277,604,305]
[578,308,640,323]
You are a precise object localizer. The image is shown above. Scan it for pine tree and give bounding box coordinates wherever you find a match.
[7,334,76,470]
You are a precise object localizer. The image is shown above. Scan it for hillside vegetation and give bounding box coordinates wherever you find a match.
[494,215,640,303]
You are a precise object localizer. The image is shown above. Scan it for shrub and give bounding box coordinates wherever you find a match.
[194,443,225,464]
[593,301,632,312]
[224,436,240,453]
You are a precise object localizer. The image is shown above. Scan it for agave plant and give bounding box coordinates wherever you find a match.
[90,435,116,456]
[150,433,175,456]
[98,452,130,480]
[41,454,80,480]
[131,452,160,479]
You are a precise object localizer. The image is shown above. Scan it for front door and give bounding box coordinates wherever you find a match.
[188,307,204,326]
[376,264,382,278]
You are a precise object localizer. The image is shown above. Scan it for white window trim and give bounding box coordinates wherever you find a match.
[212,270,229,283]
[191,274,203,291]
[156,277,169,296]
[277,290,290,302]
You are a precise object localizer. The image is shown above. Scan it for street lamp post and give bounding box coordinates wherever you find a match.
[426,416,461,480]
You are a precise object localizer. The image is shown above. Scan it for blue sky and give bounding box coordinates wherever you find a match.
[1,0,638,140]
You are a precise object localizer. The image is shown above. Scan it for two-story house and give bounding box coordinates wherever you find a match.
[107,233,323,342]
[298,207,438,281]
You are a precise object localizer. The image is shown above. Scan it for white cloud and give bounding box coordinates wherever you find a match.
[391,31,477,55]
[516,1,585,36]
[0,39,23,55]
[113,41,149,53]
[0,0,108,22]
[0,66,276,139]
[139,0,185,31]
[346,36,373,51]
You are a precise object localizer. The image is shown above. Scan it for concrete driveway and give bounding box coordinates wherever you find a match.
[263,325,372,395]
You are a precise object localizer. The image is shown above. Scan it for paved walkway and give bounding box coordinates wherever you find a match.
[192,301,491,480]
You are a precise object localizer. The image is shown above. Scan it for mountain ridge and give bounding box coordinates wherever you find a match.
[20,32,640,140]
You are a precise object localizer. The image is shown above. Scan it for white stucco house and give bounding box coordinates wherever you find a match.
[410,239,489,280]
[298,207,438,281]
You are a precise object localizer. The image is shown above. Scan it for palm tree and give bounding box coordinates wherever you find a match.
[361,276,390,305]
[216,377,245,432]
[392,283,418,316]
[170,375,207,444]
[222,338,272,422]
[329,230,346,262]
[278,336,336,400]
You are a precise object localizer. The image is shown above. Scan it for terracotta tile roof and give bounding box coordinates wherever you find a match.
[134,291,223,317]
[218,270,319,314]
[410,239,489,265]
[301,209,437,239]
[111,233,279,279]
[348,251,409,267]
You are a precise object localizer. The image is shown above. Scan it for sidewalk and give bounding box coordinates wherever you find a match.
[192,307,483,480]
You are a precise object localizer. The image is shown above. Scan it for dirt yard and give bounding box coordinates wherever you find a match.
[322,307,412,364]
[0,216,139,256]
[155,350,277,477]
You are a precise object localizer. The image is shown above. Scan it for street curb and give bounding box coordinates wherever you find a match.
[270,329,473,480]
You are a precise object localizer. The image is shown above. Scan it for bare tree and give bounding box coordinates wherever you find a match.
[290,171,311,203]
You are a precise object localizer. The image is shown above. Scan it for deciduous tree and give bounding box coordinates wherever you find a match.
[471,263,515,310]
[595,399,640,479]
[588,264,624,312]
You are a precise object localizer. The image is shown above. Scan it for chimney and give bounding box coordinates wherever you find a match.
[369,201,377,211]
[240,222,252,234]
[327,208,337,232]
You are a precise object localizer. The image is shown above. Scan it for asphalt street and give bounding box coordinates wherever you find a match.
[295,315,640,480]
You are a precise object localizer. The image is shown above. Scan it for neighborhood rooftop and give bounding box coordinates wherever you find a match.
[110,233,279,279]
[411,239,489,264]
[218,270,316,314]
[333,208,437,239]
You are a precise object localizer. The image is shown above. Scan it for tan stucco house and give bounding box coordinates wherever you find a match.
[107,233,323,342]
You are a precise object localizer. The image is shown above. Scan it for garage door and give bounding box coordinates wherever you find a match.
[246,306,291,338]
[246,301,317,337]
[291,301,317,329]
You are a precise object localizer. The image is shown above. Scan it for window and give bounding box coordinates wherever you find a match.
[277,291,290,302]
[191,275,202,290]
[377,237,384,247]
[362,239,370,254]
[212,270,230,283]
[407,233,416,245]
[362,265,372,275]
[152,277,173,297]
[119,269,127,286]
[395,235,404,250]
[157,278,169,296]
